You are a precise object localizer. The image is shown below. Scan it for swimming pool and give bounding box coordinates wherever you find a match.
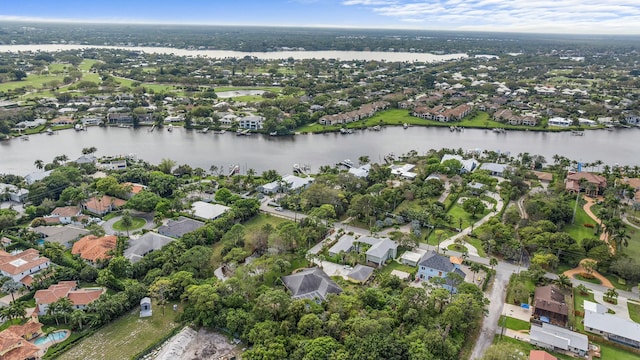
[33,330,69,346]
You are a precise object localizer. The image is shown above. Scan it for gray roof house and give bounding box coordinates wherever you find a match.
[33,225,90,248]
[417,251,466,292]
[259,174,314,194]
[124,232,175,263]
[584,306,640,349]
[529,323,589,356]
[346,265,375,283]
[328,234,398,267]
[0,183,29,203]
[441,154,477,173]
[282,267,343,301]
[158,217,205,238]
[25,170,53,185]
[190,201,230,220]
[479,162,510,177]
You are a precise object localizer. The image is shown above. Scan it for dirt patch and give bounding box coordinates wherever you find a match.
[153,327,241,360]
[563,259,614,288]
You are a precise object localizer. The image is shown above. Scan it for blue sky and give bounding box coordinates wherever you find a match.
[2,0,640,34]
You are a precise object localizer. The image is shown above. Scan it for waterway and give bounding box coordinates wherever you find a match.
[0,44,467,62]
[1,126,638,176]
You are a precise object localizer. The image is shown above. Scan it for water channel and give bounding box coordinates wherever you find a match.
[1,126,638,176]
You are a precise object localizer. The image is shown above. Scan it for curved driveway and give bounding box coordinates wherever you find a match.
[101,211,155,235]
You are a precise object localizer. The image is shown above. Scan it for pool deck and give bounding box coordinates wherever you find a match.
[32,329,71,351]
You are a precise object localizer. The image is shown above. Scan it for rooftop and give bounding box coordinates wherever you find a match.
[191,201,230,220]
[124,232,175,263]
[282,267,342,300]
[72,235,117,262]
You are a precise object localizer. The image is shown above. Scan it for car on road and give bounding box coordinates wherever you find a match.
[274,207,283,211]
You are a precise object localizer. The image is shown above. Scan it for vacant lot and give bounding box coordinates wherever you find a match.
[58,301,182,360]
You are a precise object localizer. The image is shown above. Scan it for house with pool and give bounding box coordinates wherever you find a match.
[35,281,104,315]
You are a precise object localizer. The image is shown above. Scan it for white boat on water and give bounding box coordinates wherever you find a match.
[20,135,29,141]
[167,124,173,132]
[46,128,54,135]
[403,123,409,129]
[74,124,85,131]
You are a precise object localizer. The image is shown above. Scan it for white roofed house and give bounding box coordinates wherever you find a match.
[479,163,510,177]
[0,183,29,203]
[529,323,589,356]
[441,154,477,174]
[583,300,640,349]
[238,115,264,130]
[190,201,230,220]
[258,174,314,194]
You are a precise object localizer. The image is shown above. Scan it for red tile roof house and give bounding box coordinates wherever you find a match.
[72,235,117,265]
[0,320,43,360]
[0,249,50,286]
[565,172,607,197]
[82,195,127,216]
[123,182,147,199]
[35,280,104,316]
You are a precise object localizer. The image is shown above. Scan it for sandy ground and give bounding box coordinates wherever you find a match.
[153,327,240,360]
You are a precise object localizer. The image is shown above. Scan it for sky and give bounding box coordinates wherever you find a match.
[2,0,640,35]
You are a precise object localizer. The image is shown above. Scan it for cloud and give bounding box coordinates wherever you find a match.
[342,0,640,34]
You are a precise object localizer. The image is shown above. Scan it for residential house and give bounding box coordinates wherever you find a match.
[82,195,127,216]
[164,115,184,123]
[417,251,467,293]
[190,201,230,220]
[0,249,50,286]
[72,235,117,264]
[15,118,47,129]
[619,178,640,205]
[258,175,314,194]
[441,154,477,173]
[218,113,238,126]
[318,101,389,125]
[24,170,52,185]
[529,323,588,356]
[389,164,417,179]
[96,159,127,171]
[124,232,175,263]
[532,285,568,327]
[81,117,102,126]
[5,319,43,341]
[73,155,97,165]
[281,267,343,301]
[0,183,29,203]
[48,206,82,224]
[348,164,371,178]
[35,281,104,315]
[624,113,640,125]
[328,234,398,266]
[123,182,147,199]
[548,117,572,127]
[238,115,264,130]
[479,163,510,177]
[529,350,557,360]
[533,171,553,184]
[33,225,89,248]
[0,321,42,360]
[346,265,375,284]
[413,104,472,122]
[565,172,607,196]
[158,217,205,238]
[584,301,640,349]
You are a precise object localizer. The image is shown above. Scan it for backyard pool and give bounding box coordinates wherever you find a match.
[33,330,70,346]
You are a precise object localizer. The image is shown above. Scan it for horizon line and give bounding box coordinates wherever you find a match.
[3,17,640,37]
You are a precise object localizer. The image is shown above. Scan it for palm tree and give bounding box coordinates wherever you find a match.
[34,159,44,170]
[554,274,572,289]
[611,228,630,251]
[470,263,481,283]
[489,257,498,270]
[576,284,589,295]
[120,210,133,238]
[1,280,22,303]
[55,297,73,324]
[70,310,88,331]
[81,146,97,155]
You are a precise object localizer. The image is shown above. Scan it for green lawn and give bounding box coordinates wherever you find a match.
[597,341,640,360]
[424,229,454,246]
[491,336,574,360]
[498,315,530,331]
[628,301,640,324]
[563,198,599,243]
[575,273,602,285]
[112,217,146,231]
[506,273,536,304]
[447,204,489,231]
[465,237,487,257]
[243,213,292,233]
[622,224,640,259]
[58,301,182,360]
[79,59,98,71]
[0,73,66,92]
[574,289,596,331]
[379,260,417,277]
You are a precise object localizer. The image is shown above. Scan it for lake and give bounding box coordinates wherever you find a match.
[1,126,638,176]
[0,44,467,62]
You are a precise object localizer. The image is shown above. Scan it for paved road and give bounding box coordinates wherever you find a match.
[470,261,520,359]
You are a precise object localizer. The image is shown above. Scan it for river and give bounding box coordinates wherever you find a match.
[0,44,467,62]
[1,126,638,176]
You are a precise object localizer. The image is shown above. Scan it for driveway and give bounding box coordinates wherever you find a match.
[101,211,155,235]
[592,290,631,321]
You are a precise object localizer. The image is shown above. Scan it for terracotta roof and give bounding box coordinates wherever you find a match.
[0,329,40,360]
[0,249,50,276]
[67,288,104,305]
[533,171,553,182]
[42,217,62,225]
[35,281,77,304]
[620,178,640,189]
[20,275,34,287]
[51,206,81,218]
[450,256,463,265]
[566,172,607,187]
[72,235,117,262]
[6,320,42,339]
[124,182,146,195]
[529,350,558,360]
[83,195,127,214]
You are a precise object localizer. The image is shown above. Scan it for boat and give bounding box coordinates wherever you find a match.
[118,124,131,128]
[340,128,353,134]
[492,128,506,133]
[199,127,209,134]
[167,124,173,132]
[340,159,354,168]
[371,125,381,131]
[571,130,584,136]
[403,123,409,129]
[270,131,278,136]
[213,129,226,134]
[20,135,29,141]
[46,128,54,135]
[74,124,85,131]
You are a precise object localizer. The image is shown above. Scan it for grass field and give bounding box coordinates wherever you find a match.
[498,315,530,331]
[622,223,640,259]
[465,237,487,257]
[563,198,598,243]
[447,203,489,231]
[243,213,292,233]
[598,342,640,360]
[58,301,182,360]
[79,59,98,71]
[0,73,65,92]
[491,336,574,360]
[112,217,146,231]
[379,260,417,277]
[628,301,640,324]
